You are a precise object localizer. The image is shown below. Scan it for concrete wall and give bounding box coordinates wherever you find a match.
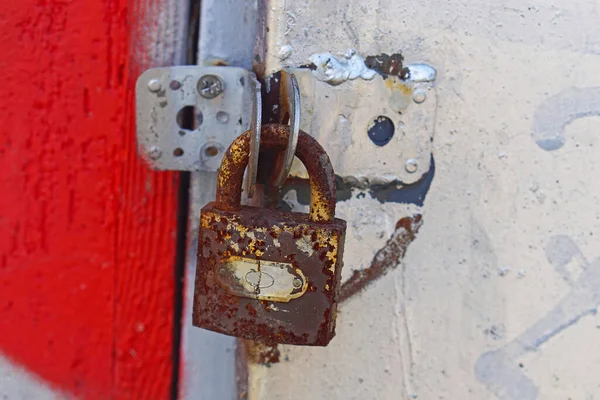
[250,1,600,399]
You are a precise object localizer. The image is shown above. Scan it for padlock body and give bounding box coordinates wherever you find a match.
[193,203,346,346]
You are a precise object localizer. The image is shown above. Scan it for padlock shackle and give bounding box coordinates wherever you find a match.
[215,124,336,223]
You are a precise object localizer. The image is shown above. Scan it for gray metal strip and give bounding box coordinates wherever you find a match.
[181,0,258,398]
[198,0,257,70]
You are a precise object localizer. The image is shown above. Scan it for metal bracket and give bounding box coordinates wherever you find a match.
[136,66,255,171]
[279,63,437,185]
[136,64,436,185]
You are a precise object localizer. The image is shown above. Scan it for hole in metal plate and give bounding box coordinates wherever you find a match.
[177,106,202,130]
[367,115,395,147]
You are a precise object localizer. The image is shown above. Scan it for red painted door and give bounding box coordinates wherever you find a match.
[0,0,181,398]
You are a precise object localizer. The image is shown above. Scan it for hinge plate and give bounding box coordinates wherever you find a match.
[136,66,254,171]
[279,65,437,185]
[136,64,436,184]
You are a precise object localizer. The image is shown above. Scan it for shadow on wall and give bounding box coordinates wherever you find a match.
[477,86,600,399]
[244,157,436,365]
[280,156,435,301]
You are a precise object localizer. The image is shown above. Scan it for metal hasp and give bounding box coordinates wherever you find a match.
[135,66,256,171]
[193,124,346,346]
[245,72,300,197]
[244,76,262,198]
[279,62,437,185]
[271,71,301,189]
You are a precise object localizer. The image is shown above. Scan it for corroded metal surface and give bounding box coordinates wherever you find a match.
[340,214,423,302]
[216,124,337,223]
[364,53,410,80]
[242,214,424,363]
[244,341,280,365]
[194,198,346,346]
[193,124,346,346]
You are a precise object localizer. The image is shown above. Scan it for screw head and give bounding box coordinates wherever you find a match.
[198,75,223,99]
[147,79,162,93]
[412,89,427,104]
[405,159,418,173]
[292,277,303,289]
[148,146,162,160]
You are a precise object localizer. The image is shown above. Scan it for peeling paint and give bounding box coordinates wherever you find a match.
[295,235,315,257]
[406,63,437,82]
[308,49,377,85]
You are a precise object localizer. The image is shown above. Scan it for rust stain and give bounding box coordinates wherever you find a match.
[340,214,423,303]
[194,124,347,346]
[365,53,410,80]
[194,207,346,346]
[208,59,229,66]
[384,78,413,96]
[236,215,422,366]
[215,124,337,224]
[244,340,281,366]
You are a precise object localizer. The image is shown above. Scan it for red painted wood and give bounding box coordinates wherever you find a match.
[0,0,179,398]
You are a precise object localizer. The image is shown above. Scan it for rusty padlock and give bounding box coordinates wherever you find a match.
[193,123,346,346]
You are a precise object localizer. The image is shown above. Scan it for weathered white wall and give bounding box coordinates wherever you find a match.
[251,1,600,399]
